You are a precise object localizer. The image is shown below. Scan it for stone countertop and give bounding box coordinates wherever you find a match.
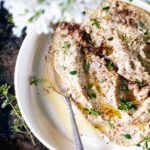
[0,3,48,150]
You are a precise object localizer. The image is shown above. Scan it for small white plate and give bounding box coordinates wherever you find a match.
[15,1,150,150]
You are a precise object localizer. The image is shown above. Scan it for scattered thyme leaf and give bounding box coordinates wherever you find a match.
[106,120,113,127]
[62,41,70,49]
[103,6,110,10]
[90,93,96,98]
[122,33,127,41]
[108,37,114,41]
[118,98,136,112]
[144,31,149,40]
[88,85,93,90]
[83,108,98,116]
[91,19,100,28]
[136,79,145,88]
[124,134,131,139]
[85,61,90,70]
[136,144,141,147]
[138,21,144,28]
[84,107,89,111]
[105,59,113,69]
[120,85,128,91]
[69,70,77,75]
[29,76,39,86]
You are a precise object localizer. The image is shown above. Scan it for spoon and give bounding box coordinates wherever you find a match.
[47,53,84,150]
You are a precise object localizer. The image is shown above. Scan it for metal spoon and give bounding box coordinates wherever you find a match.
[47,53,84,150]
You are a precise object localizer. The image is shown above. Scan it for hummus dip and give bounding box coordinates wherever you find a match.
[49,0,150,147]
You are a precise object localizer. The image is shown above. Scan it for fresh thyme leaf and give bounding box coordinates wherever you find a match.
[90,93,96,98]
[129,0,133,2]
[91,19,100,28]
[62,42,70,49]
[35,10,44,17]
[123,80,128,85]
[29,76,39,86]
[103,6,110,10]
[85,61,90,70]
[148,109,150,113]
[88,85,93,90]
[28,16,34,22]
[106,120,113,127]
[144,31,149,39]
[143,136,150,149]
[118,98,136,112]
[138,21,144,28]
[82,11,86,15]
[136,79,145,88]
[108,37,114,41]
[124,134,131,139]
[69,70,77,75]
[122,33,127,41]
[105,59,113,69]
[91,108,98,116]
[120,85,128,91]
[83,108,98,116]
[84,107,89,111]
[7,13,13,23]
[136,144,141,147]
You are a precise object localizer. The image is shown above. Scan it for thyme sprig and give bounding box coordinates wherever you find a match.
[0,84,35,145]
[118,98,136,112]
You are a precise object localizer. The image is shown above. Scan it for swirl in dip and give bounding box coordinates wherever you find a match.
[49,0,150,147]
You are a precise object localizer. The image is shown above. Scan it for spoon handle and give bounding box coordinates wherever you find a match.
[65,97,84,150]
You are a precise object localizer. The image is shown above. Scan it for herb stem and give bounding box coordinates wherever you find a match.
[9,102,35,145]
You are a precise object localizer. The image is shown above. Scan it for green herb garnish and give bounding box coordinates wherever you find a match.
[144,31,149,39]
[136,144,141,147]
[29,76,39,86]
[121,34,127,41]
[84,108,98,116]
[143,136,150,149]
[106,120,113,127]
[136,79,145,88]
[148,109,150,113]
[91,19,100,28]
[105,60,113,69]
[0,84,35,145]
[69,70,77,75]
[88,85,93,90]
[120,85,128,92]
[118,98,136,112]
[85,61,90,70]
[103,6,110,10]
[108,37,114,41]
[138,21,144,28]
[62,42,70,49]
[124,134,131,139]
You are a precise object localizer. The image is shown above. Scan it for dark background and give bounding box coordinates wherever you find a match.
[0,2,48,150]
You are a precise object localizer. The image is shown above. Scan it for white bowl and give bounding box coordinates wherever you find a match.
[15,1,150,150]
